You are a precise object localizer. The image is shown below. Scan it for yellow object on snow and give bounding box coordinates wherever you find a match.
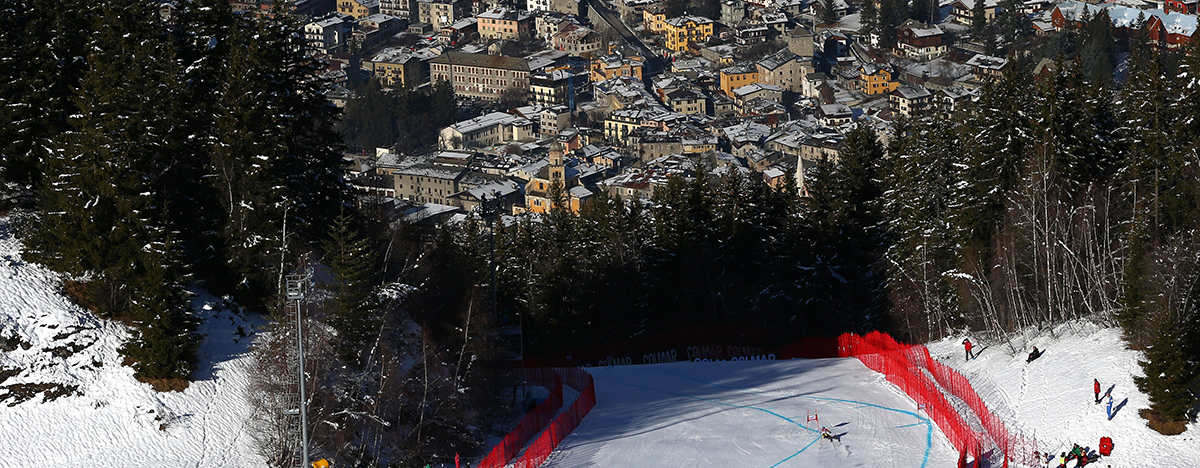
[312,459,330,468]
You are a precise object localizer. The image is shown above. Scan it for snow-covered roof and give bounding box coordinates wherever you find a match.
[448,112,531,135]
[477,7,515,20]
[893,85,932,100]
[819,103,852,117]
[965,54,1007,71]
[732,83,783,97]
[664,15,715,27]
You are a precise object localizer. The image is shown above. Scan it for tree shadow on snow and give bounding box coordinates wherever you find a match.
[190,293,264,382]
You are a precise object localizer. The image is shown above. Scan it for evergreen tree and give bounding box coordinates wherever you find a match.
[122,236,199,381]
[860,0,880,36]
[877,0,906,49]
[206,10,349,298]
[342,79,400,151]
[883,115,963,340]
[1079,11,1116,84]
[0,0,94,185]
[821,0,840,25]
[322,209,381,366]
[910,0,933,24]
[1134,279,1200,423]
[971,0,987,39]
[25,0,198,380]
[1118,47,1190,240]
[952,64,1032,259]
[797,126,889,335]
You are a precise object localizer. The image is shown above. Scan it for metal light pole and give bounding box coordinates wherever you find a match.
[286,274,310,468]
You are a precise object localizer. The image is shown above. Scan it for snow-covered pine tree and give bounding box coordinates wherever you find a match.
[951,64,1032,261]
[798,126,888,334]
[0,0,93,186]
[25,0,198,379]
[820,0,839,25]
[882,115,962,340]
[27,0,187,307]
[971,0,987,39]
[206,8,349,299]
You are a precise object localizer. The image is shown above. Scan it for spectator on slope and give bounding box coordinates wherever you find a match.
[1027,346,1043,363]
[1055,452,1067,468]
[1094,378,1101,404]
[963,338,974,361]
[1069,444,1085,463]
[1106,393,1115,420]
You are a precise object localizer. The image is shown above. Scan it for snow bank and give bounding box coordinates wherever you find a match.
[929,321,1200,465]
[0,218,266,467]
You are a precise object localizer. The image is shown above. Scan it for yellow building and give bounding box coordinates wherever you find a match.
[720,64,759,97]
[337,0,379,19]
[860,64,899,95]
[643,6,667,33]
[525,143,590,214]
[661,15,714,52]
[590,54,644,82]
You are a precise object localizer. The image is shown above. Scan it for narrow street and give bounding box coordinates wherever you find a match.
[586,0,666,75]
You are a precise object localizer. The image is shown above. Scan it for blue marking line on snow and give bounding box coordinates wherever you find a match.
[894,422,925,428]
[649,367,934,468]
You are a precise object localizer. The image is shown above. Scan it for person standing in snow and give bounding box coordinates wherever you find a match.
[1106,394,1115,420]
[1094,378,1101,404]
[963,338,974,361]
[1055,452,1066,468]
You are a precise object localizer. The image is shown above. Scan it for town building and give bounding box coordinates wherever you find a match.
[895,21,947,61]
[860,63,899,95]
[419,0,467,29]
[379,0,415,18]
[889,85,932,117]
[338,0,380,19]
[661,15,715,51]
[590,54,644,81]
[365,48,425,88]
[720,63,759,97]
[478,7,532,41]
[553,24,603,56]
[430,51,531,100]
[438,111,536,149]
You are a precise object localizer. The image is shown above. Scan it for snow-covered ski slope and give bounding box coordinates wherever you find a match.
[0,219,265,468]
[541,359,961,468]
[928,323,1200,467]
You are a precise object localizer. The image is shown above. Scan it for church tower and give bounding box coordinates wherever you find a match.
[549,142,565,186]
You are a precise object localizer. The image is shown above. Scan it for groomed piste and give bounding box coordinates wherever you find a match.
[539,358,962,468]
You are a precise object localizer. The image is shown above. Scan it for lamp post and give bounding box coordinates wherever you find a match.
[286,274,309,468]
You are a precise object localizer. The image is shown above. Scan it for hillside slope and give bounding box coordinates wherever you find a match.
[929,322,1200,466]
[0,219,265,467]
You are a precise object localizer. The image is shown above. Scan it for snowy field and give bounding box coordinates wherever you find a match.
[929,323,1200,467]
[0,219,265,468]
[541,359,961,468]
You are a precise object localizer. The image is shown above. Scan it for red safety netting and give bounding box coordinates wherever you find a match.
[477,369,565,468]
[837,332,1039,467]
[478,367,596,468]
[509,368,596,468]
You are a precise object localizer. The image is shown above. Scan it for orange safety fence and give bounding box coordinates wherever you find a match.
[838,332,1038,467]
[478,367,596,468]
[476,368,565,468]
